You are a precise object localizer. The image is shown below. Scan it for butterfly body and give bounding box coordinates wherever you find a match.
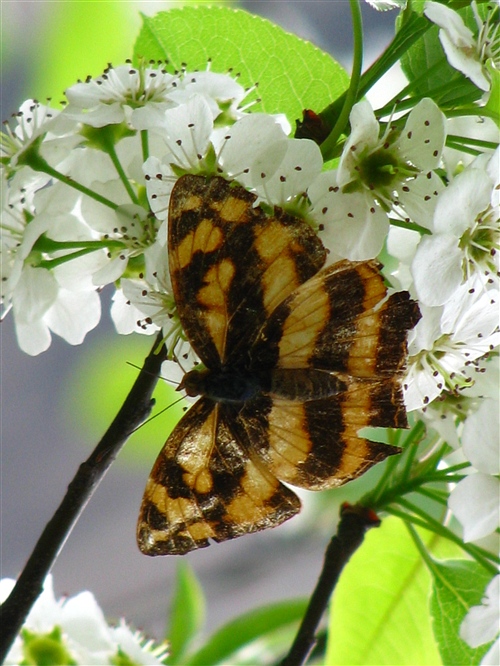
[137,174,420,556]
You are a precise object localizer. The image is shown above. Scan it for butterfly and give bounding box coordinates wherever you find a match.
[137,174,420,555]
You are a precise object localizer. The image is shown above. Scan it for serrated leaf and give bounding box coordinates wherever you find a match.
[166,561,206,665]
[429,559,494,666]
[326,517,442,665]
[134,6,348,125]
[184,598,307,666]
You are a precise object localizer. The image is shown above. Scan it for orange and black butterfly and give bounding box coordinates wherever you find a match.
[137,174,420,555]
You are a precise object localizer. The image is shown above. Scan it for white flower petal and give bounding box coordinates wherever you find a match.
[45,288,101,344]
[460,575,500,647]
[439,29,489,91]
[412,234,463,305]
[62,591,115,653]
[397,170,445,229]
[337,100,379,187]
[397,98,446,170]
[317,191,389,260]
[424,2,475,47]
[462,398,500,473]
[111,621,166,665]
[481,638,500,666]
[215,113,288,186]
[433,168,492,235]
[251,138,323,204]
[12,266,59,324]
[160,94,214,169]
[449,473,500,541]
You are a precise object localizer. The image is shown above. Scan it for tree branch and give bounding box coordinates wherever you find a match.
[0,333,167,662]
[280,503,381,666]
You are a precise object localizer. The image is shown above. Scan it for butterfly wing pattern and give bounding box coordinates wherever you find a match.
[137,175,421,555]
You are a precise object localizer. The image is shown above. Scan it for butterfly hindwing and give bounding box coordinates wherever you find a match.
[241,260,421,490]
[137,398,301,556]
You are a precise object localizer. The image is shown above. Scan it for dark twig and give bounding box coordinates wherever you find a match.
[280,503,381,666]
[0,333,167,663]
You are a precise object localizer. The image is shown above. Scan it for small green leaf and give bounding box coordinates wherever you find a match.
[326,516,442,665]
[400,23,478,105]
[184,598,308,666]
[484,60,500,127]
[400,4,484,106]
[134,6,348,125]
[429,559,494,665]
[166,561,206,665]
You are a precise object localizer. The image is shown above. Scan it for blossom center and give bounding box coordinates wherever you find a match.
[357,147,400,190]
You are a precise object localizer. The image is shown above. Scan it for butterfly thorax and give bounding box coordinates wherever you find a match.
[179,366,261,403]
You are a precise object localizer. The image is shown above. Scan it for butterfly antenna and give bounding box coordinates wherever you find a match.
[125,361,180,388]
[129,395,187,434]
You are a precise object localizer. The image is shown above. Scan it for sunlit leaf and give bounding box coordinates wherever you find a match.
[134,6,348,126]
[326,517,442,665]
[429,559,494,665]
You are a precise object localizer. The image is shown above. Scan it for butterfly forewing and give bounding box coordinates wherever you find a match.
[168,175,326,367]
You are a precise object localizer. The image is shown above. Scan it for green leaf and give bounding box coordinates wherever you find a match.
[326,516,442,665]
[429,559,494,665]
[184,598,308,666]
[484,60,500,127]
[400,24,478,105]
[134,6,348,126]
[166,561,206,665]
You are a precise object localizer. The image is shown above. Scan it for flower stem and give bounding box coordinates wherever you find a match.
[320,0,363,160]
[107,142,140,205]
[280,504,381,666]
[17,140,119,211]
[0,333,167,663]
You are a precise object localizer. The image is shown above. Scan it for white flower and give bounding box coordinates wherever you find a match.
[11,265,101,355]
[424,1,500,92]
[249,136,323,207]
[308,170,389,261]
[214,113,292,190]
[412,148,500,306]
[462,397,499,473]
[460,575,500,665]
[336,97,446,229]
[418,354,499,449]
[449,472,500,541]
[364,0,407,9]
[143,95,216,219]
[1,99,81,170]
[443,116,499,175]
[0,575,167,665]
[63,61,181,129]
[404,283,500,411]
[169,69,250,121]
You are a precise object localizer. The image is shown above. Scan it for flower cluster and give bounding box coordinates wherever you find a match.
[0,575,167,665]
[2,1,499,658]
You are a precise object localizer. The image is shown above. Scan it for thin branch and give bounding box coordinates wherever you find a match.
[279,503,381,666]
[0,333,167,662]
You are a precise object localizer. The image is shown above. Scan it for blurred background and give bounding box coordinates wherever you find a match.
[2,0,399,643]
